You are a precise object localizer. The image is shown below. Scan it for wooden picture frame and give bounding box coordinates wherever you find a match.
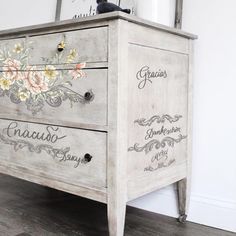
[55,0,183,30]
[175,0,183,29]
[56,0,136,21]
[55,0,62,21]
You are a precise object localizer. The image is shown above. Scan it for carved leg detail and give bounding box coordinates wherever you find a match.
[177,178,189,223]
[107,200,126,236]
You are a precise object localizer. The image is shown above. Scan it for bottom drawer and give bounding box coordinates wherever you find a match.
[0,119,107,189]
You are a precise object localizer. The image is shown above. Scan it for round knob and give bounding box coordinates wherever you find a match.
[84,91,93,101]
[57,41,65,52]
[84,153,92,162]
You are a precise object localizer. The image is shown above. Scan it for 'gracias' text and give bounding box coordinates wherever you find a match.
[136,66,167,89]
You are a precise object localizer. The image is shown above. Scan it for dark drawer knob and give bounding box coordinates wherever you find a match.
[84,153,93,162]
[84,91,93,101]
[57,41,65,52]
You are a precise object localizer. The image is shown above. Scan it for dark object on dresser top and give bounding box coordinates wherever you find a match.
[96,0,131,14]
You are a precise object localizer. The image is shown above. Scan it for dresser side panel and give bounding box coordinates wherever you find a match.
[128,22,189,55]
[127,24,191,200]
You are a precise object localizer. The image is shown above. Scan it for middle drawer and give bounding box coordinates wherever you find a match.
[0,68,107,128]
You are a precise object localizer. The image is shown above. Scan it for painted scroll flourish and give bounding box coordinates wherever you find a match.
[144,159,176,172]
[128,134,187,154]
[134,114,182,127]
[0,133,90,168]
[0,42,88,115]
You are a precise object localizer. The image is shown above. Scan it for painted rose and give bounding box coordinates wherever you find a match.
[69,62,86,80]
[24,67,48,94]
[0,77,13,90]
[0,43,87,114]
[3,58,22,81]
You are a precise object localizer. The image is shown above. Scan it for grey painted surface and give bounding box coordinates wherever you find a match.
[0,13,196,236]
[0,12,197,40]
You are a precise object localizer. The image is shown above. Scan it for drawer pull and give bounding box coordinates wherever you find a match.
[84,91,94,102]
[84,153,93,163]
[57,41,66,52]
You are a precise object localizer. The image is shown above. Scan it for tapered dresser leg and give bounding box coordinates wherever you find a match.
[177,178,189,223]
[107,200,126,236]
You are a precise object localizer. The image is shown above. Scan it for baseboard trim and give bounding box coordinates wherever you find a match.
[128,187,236,233]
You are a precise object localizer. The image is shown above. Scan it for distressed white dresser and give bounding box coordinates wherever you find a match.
[0,12,197,236]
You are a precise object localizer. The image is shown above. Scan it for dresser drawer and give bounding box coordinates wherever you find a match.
[0,119,107,189]
[0,68,107,127]
[0,26,108,66]
[29,27,108,65]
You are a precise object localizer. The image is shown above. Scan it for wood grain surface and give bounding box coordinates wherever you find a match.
[0,119,107,191]
[28,26,108,65]
[0,69,108,128]
[0,174,234,236]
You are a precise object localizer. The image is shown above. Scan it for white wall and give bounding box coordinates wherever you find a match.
[0,0,235,233]
[129,0,236,233]
[136,0,175,27]
[0,0,57,30]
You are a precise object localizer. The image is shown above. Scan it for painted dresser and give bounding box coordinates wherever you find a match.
[0,12,197,236]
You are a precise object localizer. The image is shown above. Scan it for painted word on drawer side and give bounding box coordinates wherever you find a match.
[127,44,189,178]
[0,119,107,189]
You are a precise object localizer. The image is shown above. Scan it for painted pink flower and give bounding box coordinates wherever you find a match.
[69,62,86,80]
[3,58,22,81]
[23,66,48,94]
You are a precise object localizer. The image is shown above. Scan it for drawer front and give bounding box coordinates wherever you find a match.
[0,27,108,65]
[0,68,107,127]
[29,27,108,65]
[0,119,107,188]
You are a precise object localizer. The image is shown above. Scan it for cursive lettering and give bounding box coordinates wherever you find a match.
[151,149,169,164]
[53,148,84,168]
[136,66,167,89]
[145,126,181,140]
[4,122,66,144]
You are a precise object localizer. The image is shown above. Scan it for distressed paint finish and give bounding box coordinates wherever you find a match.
[127,44,189,181]
[0,69,108,127]
[0,12,196,236]
[0,43,87,115]
[177,40,195,222]
[0,26,108,65]
[28,27,108,65]
[0,119,107,189]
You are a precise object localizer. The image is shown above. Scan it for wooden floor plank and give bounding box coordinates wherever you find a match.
[0,174,235,236]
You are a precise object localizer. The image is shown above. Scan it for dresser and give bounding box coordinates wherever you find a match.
[0,12,197,236]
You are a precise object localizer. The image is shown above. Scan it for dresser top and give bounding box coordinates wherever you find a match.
[0,11,197,40]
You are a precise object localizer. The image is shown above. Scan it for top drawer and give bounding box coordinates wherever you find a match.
[0,26,108,65]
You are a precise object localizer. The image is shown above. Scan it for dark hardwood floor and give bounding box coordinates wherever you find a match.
[0,174,234,236]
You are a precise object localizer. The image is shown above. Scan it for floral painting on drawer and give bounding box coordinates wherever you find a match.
[60,0,136,20]
[0,41,90,115]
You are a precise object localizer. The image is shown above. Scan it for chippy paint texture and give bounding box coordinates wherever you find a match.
[0,42,87,114]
